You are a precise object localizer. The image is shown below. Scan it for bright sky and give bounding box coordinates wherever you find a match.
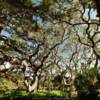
[32,0,41,6]
[84,8,99,20]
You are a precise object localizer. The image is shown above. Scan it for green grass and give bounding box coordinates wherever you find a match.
[0,90,67,98]
[0,90,67,100]
[33,90,67,97]
[48,90,67,97]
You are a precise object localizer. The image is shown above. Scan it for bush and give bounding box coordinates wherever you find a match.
[74,67,100,100]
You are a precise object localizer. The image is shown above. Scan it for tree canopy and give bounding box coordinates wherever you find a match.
[0,0,100,97]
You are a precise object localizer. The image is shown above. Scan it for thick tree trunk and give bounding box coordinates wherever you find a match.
[24,75,38,92]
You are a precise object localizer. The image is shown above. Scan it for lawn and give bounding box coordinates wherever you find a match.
[0,90,67,100]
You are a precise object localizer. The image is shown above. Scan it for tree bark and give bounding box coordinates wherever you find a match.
[24,75,38,92]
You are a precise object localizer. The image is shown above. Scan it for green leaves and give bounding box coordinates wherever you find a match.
[74,67,100,92]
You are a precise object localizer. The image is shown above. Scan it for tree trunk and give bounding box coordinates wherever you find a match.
[24,75,38,92]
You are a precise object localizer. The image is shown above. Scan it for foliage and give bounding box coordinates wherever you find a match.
[0,78,17,92]
[0,0,100,98]
[74,67,100,92]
